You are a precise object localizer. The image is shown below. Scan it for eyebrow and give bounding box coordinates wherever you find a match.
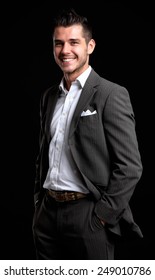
[54,38,81,43]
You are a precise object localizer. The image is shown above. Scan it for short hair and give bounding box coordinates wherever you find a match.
[52,8,93,43]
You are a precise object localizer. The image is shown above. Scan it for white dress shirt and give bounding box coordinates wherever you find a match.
[43,66,92,193]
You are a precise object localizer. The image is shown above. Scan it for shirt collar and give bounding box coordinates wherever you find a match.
[76,65,92,88]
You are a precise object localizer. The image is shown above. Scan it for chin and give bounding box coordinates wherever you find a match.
[63,68,75,74]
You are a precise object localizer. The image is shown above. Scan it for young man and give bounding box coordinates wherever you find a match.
[32,8,143,260]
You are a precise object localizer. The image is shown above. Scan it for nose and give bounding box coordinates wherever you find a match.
[61,42,71,53]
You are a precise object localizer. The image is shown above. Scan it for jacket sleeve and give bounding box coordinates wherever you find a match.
[94,85,143,225]
[34,90,49,205]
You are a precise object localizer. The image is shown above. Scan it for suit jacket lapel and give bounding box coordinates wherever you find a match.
[69,69,99,138]
[45,86,60,142]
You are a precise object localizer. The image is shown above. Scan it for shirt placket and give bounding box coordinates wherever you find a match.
[50,91,75,187]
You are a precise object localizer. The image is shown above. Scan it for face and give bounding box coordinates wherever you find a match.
[53,24,95,81]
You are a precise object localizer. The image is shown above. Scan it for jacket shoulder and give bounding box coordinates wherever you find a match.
[89,68,128,95]
[40,84,59,106]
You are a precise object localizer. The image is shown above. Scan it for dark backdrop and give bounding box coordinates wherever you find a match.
[0,0,154,259]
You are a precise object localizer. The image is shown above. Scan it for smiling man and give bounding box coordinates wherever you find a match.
[32,8,143,260]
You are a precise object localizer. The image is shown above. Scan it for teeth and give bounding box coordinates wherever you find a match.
[63,59,73,62]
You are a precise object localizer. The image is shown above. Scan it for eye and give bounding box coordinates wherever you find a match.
[71,41,79,45]
[55,42,63,47]
[54,40,63,47]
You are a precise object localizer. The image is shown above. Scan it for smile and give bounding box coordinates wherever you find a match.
[62,58,74,62]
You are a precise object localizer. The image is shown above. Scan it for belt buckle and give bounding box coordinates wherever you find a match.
[70,192,76,201]
[65,192,76,201]
[54,192,70,202]
[58,192,76,202]
[63,192,69,202]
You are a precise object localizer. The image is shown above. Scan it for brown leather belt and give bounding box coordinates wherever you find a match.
[47,189,88,202]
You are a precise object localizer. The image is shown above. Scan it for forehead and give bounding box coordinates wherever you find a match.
[53,24,84,40]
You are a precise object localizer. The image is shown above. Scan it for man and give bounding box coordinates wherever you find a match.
[32,8,143,260]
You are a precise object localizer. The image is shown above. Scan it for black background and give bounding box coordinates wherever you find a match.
[0,0,154,259]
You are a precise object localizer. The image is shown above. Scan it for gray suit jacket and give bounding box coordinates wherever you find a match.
[34,68,143,238]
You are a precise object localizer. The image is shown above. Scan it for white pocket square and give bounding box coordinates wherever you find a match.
[81,109,97,117]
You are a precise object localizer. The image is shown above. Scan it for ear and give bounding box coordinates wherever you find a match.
[87,39,96,54]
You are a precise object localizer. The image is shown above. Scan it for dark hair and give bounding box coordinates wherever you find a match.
[52,8,93,43]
